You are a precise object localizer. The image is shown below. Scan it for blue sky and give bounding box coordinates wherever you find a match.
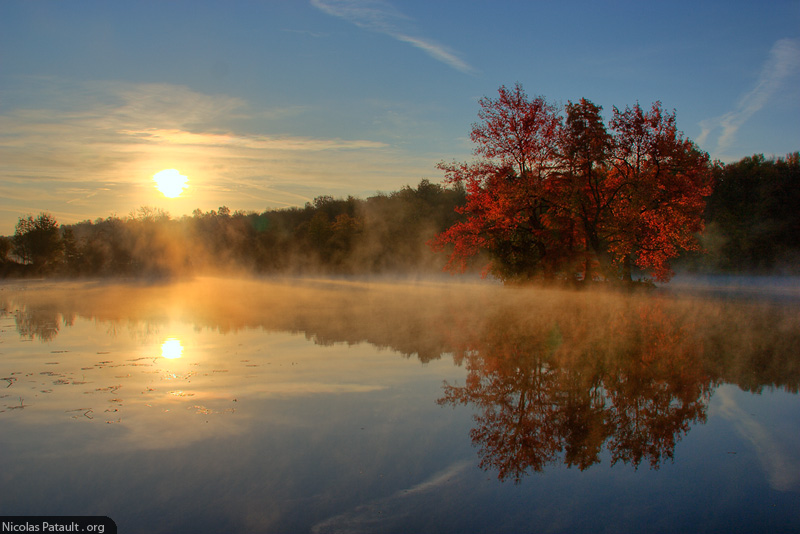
[1,0,798,233]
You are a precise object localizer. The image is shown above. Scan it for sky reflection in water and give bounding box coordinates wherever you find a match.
[1,277,799,533]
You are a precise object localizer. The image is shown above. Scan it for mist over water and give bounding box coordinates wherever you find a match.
[3,275,797,372]
[1,276,798,533]
[665,273,800,303]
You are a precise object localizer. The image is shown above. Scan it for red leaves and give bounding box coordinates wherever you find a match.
[471,84,562,178]
[605,102,714,281]
[433,86,713,283]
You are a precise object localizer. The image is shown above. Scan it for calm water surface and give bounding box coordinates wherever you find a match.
[1,277,798,533]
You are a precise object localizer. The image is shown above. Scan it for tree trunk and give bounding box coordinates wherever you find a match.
[622,255,633,283]
[582,256,592,284]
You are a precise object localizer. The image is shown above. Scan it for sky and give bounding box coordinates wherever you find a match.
[1,0,799,234]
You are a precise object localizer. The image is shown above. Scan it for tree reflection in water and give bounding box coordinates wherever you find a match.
[2,278,797,483]
[438,300,713,482]
[13,306,69,342]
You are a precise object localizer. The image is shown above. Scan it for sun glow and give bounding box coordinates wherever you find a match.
[153,169,189,198]
[161,338,184,359]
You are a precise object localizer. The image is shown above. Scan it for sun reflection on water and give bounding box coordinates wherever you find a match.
[161,338,184,359]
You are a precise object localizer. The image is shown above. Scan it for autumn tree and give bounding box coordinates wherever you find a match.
[550,98,614,281]
[432,85,713,283]
[605,102,713,281]
[431,84,563,279]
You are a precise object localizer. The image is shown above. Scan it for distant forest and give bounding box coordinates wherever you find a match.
[1,152,798,280]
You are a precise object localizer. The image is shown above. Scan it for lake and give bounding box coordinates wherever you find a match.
[1,277,799,533]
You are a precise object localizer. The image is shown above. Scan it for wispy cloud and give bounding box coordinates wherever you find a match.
[119,128,386,151]
[0,79,431,231]
[311,460,471,533]
[310,0,475,74]
[715,386,800,492]
[698,38,800,158]
[0,82,388,185]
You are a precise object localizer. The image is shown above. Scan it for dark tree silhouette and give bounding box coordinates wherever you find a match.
[12,213,63,273]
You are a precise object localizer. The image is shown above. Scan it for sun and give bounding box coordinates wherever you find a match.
[153,169,189,198]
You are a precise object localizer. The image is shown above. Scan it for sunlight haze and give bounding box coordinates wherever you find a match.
[153,169,189,198]
[1,1,798,233]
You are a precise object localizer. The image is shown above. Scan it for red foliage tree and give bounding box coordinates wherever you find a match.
[432,85,713,283]
[548,98,615,281]
[431,84,564,279]
[606,102,714,281]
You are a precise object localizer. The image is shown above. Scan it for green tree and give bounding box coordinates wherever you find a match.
[702,152,800,272]
[12,213,63,273]
[0,235,11,263]
[61,227,82,275]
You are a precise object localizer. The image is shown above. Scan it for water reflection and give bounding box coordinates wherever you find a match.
[1,277,798,482]
[13,306,63,341]
[437,300,713,481]
[715,385,800,492]
[161,337,184,359]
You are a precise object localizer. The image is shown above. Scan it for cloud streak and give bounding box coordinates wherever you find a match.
[0,79,431,231]
[311,0,475,74]
[120,128,386,151]
[715,386,800,492]
[311,460,471,533]
[698,38,800,157]
[0,83,386,188]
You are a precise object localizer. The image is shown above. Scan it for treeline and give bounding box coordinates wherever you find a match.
[692,152,800,273]
[0,179,467,278]
[1,152,798,279]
